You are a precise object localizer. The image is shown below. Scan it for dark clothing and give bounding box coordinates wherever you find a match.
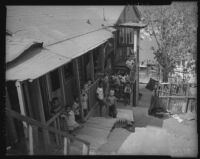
[97,98,107,117]
[109,104,117,118]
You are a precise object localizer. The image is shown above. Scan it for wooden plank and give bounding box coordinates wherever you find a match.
[57,117,62,144]
[32,125,38,154]
[73,59,83,120]
[15,81,28,137]
[54,119,59,145]
[89,51,95,81]
[23,81,33,117]
[63,137,69,155]
[82,143,88,155]
[59,67,66,106]
[28,125,34,155]
[36,79,50,150]
[6,108,90,146]
[159,96,196,99]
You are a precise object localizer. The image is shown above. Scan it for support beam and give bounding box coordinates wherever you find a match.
[23,81,33,117]
[59,67,66,106]
[15,81,28,136]
[64,137,69,155]
[28,125,34,155]
[136,29,140,107]
[73,59,84,120]
[89,51,95,81]
[6,88,18,144]
[35,79,50,150]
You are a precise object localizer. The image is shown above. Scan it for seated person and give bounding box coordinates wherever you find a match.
[61,106,82,133]
[50,97,62,116]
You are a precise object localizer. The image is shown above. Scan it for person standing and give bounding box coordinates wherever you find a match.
[96,80,107,116]
[107,89,117,118]
[81,89,88,117]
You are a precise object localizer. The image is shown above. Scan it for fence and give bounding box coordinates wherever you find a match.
[155,83,196,114]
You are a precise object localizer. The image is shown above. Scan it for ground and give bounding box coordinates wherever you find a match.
[97,72,198,157]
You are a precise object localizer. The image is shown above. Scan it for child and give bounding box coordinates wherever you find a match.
[61,106,81,133]
[72,97,80,122]
[107,89,117,118]
[81,89,88,117]
[124,83,131,106]
[50,97,62,116]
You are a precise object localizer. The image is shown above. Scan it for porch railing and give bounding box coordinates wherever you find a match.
[6,108,90,155]
[85,79,99,111]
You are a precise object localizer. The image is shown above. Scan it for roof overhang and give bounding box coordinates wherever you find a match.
[116,21,148,29]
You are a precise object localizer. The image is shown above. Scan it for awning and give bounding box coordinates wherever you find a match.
[6,48,71,81]
[46,28,113,59]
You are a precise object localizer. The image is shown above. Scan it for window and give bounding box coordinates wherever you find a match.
[117,27,134,46]
[64,62,73,80]
[50,69,60,91]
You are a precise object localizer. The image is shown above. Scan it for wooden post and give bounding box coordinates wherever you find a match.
[89,51,95,81]
[59,67,67,106]
[136,29,140,106]
[166,84,171,111]
[28,125,34,155]
[6,88,18,144]
[15,81,28,137]
[73,59,84,120]
[35,79,50,150]
[63,137,69,155]
[23,81,33,117]
[82,143,88,155]
[57,117,61,144]
[53,119,59,145]
[45,74,52,116]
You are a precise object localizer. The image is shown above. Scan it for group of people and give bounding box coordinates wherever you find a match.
[96,80,117,118]
[110,72,132,105]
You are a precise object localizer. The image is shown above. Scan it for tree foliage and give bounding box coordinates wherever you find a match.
[140,2,197,81]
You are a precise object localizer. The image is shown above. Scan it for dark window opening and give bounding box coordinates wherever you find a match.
[64,62,73,80]
[50,69,60,91]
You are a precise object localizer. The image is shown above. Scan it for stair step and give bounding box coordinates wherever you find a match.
[76,134,106,150]
[75,127,109,140]
[84,122,111,131]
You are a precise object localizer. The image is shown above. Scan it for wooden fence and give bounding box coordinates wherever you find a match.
[155,83,196,114]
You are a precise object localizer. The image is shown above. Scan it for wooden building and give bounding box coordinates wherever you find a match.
[6,6,115,154]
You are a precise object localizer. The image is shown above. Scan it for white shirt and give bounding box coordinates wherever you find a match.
[97,87,104,100]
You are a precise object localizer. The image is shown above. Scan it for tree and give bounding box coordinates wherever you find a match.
[139,2,197,82]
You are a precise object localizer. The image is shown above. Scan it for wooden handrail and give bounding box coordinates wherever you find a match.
[6,108,90,146]
[46,108,64,126]
[158,96,196,99]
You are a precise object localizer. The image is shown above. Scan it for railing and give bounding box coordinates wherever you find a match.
[154,83,196,114]
[6,108,90,155]
[85,79,99,111]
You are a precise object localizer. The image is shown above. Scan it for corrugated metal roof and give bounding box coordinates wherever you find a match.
[6,28,113,81]
[6,36,38,63]
[47,28,113,59]
[6,6,110,45]
[88,6,125,25]
[6,48,71,81]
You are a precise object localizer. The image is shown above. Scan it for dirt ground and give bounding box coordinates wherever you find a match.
[97,82,198,157]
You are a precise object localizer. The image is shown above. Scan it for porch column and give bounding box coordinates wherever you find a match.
[35,79,50,150]
[136,29,140,106]
[73,59,84,120]
[15,81,28,136]
[6,87,18,144]
[100,45,106,73]
[89,51,95,81]
[59,67,67,106]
